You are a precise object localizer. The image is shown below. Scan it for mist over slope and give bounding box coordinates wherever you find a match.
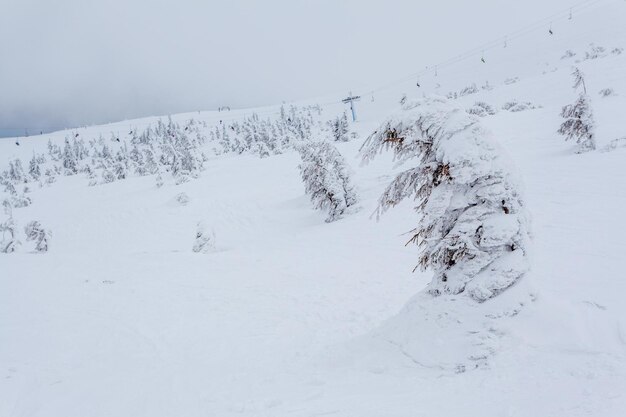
[1,1,626,416]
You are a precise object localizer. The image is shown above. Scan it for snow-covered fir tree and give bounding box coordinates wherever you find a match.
[29,154,41,181]
[8,159,26,183]
[62,138,78,175]
[298,141,358,222]
[361,96,530,302]
[328,112,350,142]
[558,68,596,152]
[192,222,215,253]
[24,220,50,252]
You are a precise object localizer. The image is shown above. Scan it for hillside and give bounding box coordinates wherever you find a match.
[2,2,626,416]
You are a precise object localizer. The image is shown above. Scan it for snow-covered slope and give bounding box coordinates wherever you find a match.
[2,2,626,416]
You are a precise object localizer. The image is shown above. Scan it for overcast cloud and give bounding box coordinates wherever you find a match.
[0,0,573,137]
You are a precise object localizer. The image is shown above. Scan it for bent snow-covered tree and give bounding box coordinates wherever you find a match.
[361,96,530,302]
[558,68,596,152]
[298,141,358,222]
[24,221,51,252]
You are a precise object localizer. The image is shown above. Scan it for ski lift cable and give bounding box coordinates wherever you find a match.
[361,0,611,96]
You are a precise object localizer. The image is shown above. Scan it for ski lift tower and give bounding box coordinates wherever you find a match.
[342,91,361,122]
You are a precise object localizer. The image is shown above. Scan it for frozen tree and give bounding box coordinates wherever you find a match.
[0,217,20,253]
[571,67,587,93]
[558,68,596,152]
[29,154,41,181]
[558,94,596,152]
[328,113,350,142]
[361,96,530,302]
[47,139,61,161]
[298,141,358,222]
[24,221,50,252]
[155,170,164,188]
[8,159,26,183]
[192,222,215,253]
[62,138,78,175]
[0,201,20,253]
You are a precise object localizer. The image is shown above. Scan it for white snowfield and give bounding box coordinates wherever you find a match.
[2,3,626,416]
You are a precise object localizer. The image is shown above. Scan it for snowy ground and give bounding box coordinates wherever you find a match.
[2,2,626,416]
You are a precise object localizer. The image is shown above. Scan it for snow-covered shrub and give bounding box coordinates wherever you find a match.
[298,141,358,222]
[601,137,626,152]
[155,173,164,188]
[328,113,350,142]
[558,68,596,153]
[467,101,497,117]
[24,221,50,252]
[447,83,480,99]
[584,44,606,60]
[481,81,494,91]
[502,100,539,112]
[175,192,190,206]
[503,77,519,85]
[11,194,31,208]
[561,50,576,59]
[361,96,530,302]
[611,47,624,55]
[192,222,215,253]
[458,83,479,97]
[101,169,116,184]
[598,88,615,97]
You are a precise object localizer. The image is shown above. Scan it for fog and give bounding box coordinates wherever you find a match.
[0,0,573,137]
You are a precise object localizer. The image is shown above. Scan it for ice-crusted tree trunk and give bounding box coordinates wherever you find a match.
[361,96,530,302]
[298,141,358,222]
[558,68,596,152]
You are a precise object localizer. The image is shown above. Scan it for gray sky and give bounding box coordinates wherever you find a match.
[0,0,574,137]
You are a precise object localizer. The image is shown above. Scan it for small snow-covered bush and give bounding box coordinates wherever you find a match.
[598,88,615,97]
[175,192,190,206]
[584,44,606,60]
[192,222,215,253]
[155,173,164,188]
[611,47,624,55]
[361,96,530,302]
[24,221,50,252]
[458,83,479,97]
[503,77,519,85]
[481,81,494,91]
[298,141,358,222]
[11,194,32,208]
[502,100,539,112]
[601,137,626,152]
[561,50,576,59]
[467,101,497,117]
